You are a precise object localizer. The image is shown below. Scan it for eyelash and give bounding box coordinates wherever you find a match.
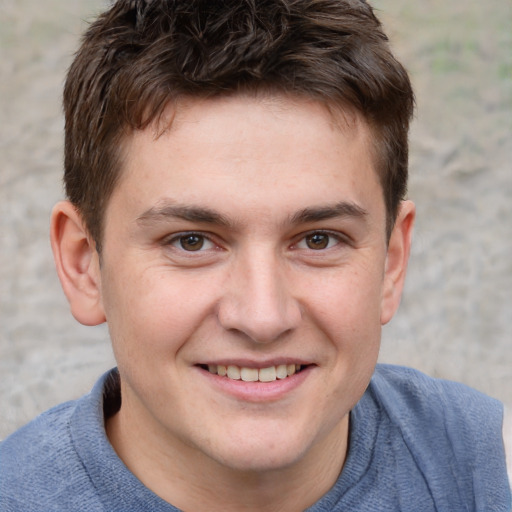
[163,232,219,253]
[163,230,348,254]
[292,230,347,251]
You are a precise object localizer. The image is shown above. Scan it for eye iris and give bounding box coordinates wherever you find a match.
[306,233,329,250]
[180,235,204,251]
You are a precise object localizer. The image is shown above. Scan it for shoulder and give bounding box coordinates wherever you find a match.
[371,363,502,418]
[367,364,511,509]
[370,364,504,447]
[0,377,109,511]
[0,398,77,472]
[502,404,512,487]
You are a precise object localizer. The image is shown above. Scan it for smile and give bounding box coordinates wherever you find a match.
[202,364,304,382]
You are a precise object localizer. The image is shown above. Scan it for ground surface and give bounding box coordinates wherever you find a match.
[1,0,511,439]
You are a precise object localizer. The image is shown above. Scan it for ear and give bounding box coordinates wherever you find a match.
[380,200,415,325]
[50,201,106,326]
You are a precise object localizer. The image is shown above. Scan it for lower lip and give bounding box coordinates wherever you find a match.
[197,366,313,403]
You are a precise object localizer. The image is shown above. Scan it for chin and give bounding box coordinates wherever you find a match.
[216,446,306,473]
[199,426,315,473]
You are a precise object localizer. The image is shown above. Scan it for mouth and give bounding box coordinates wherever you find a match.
[197,363,308,383]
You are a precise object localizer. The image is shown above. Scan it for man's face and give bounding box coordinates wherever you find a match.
[98,95,399,472]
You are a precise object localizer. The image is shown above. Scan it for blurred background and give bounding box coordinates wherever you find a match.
[1,0,511,439]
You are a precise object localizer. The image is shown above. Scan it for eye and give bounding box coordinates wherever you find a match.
[168,233,216,252]
[295,231,342,251]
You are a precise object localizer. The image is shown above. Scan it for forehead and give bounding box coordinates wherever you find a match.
[109,94,384,230]
[165,92,363,131]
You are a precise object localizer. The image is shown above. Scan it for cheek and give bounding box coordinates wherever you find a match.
[306,263,384,328]
[302,264,384,386]
[102,264,219,359]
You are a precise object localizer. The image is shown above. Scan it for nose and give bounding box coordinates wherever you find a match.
[217,250,302,343]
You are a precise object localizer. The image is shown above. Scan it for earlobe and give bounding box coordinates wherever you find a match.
[50,201,106,326]
[380,200,415,325]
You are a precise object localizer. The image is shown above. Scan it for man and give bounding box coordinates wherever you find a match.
[0,0,509,510]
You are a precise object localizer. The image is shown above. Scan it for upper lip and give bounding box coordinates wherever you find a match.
[196,358,314,368]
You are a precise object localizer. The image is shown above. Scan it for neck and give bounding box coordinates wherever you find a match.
[107,407,349,512]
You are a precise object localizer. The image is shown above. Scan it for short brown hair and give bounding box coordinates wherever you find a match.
[64,0,414,250]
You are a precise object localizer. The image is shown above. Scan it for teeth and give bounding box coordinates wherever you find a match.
[227,365,241,380]
[276,364,288,379]
[206,364,303,382]
[259,366,276,382]
[240,367,259,382]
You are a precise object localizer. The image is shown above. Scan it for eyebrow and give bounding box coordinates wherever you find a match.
[289,201,368,224]
[137,200,367,229]
[137,202,233,228]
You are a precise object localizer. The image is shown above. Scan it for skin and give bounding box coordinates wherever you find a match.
[51,94,415,511]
